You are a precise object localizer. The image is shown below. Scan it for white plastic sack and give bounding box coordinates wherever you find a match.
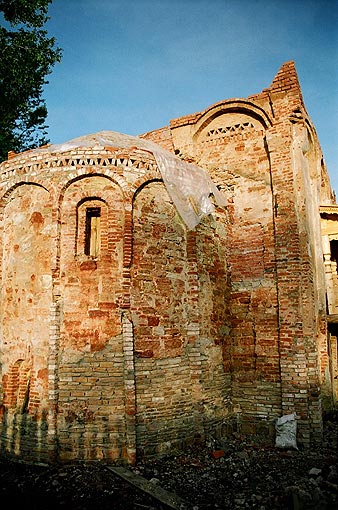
[275,413,298,449]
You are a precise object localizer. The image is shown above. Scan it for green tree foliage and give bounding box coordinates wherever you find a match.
[0,0,62,162]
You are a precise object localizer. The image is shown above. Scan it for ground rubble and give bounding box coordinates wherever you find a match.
[0,411,337,510]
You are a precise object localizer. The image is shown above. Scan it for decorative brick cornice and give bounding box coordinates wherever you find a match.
[320,205,338,215]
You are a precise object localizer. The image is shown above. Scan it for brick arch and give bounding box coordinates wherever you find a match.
[0,182,53,422]
[56,170,162,281]
[77,195,108,207]
[131,179,188,354]
[55,173,126,272]
[122,170,164,270]
[56,167,162,269]
[0,183,53,284]
[57,171,130,206]
[130,168,163,195]
[193,100,272,141]
[132,176,163,201]
[58,174,125,254]
[301,119,327,188]
[0,181,50,215]
[3,359,28,409]
[4,360,15,409]
[58,174,126,347]
[131,180,191,456]
[128,177,171,270]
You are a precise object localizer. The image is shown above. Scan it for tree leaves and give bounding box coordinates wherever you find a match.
[0,0,62,161]
[0,0,50,28]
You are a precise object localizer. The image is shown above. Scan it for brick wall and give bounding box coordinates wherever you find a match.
[144,61,335,445]
[0,61,335,463]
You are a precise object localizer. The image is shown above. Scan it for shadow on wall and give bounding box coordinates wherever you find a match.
[0,407,49,461]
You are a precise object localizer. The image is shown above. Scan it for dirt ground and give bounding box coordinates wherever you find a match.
[0,411,337,510]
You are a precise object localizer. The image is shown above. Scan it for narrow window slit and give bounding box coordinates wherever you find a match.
[85,207,101,257]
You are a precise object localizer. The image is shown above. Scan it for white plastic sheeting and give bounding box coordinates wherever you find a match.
[153,149,227,230]
[34,131,152,154]
[31,130,227,230]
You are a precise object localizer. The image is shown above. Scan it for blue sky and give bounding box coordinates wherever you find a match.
[44,0,338,196]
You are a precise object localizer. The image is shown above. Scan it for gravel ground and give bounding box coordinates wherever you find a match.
[1,411,337,510]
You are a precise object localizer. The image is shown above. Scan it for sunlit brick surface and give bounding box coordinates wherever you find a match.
[0,61,336,464]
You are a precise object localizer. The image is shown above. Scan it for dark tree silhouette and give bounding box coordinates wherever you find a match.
[0,0,62,161]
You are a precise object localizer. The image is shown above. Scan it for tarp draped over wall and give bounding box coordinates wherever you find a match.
[153,149,228,229]
[33,130,227,230]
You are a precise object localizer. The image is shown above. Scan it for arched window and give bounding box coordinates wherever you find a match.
[76,198,107,259]
[4,359,31,413]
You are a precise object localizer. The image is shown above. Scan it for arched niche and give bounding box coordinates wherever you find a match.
[1,182,52,411]
[58,174,125,351]
[193,100,272,144]
[131,179,188,359]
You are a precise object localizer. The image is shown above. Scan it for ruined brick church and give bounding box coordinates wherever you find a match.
[0,61,337,464]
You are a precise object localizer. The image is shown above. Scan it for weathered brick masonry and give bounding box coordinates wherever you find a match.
[0,61,337,464]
